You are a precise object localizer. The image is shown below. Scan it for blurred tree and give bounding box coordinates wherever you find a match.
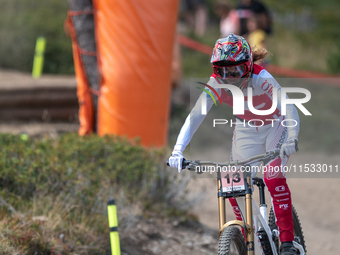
[0,0,74,74]
[67,0,98,132]
[327,42,340,74]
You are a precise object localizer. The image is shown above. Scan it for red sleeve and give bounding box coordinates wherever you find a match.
[253,63,265,75]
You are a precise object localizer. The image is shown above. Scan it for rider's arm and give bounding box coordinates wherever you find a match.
[174,77,220,152]
[254,70,300,140]
[284,98,300,140]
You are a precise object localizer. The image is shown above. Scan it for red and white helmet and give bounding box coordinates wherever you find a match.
[211,34,253,90]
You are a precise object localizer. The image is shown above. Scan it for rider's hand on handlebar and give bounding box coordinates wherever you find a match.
[168,150,184,173]
[280,138,298,159]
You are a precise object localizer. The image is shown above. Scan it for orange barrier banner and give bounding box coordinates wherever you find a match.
[93,0,179,146]
[67,17,94,135]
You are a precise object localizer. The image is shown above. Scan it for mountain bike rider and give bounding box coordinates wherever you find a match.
[168,34,300,255]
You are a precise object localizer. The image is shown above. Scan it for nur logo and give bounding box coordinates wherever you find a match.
[197,82,222,106]
[197,83,311,116]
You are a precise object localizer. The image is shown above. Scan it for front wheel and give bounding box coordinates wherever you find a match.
[218,226,247,255]
[269,205,307,254]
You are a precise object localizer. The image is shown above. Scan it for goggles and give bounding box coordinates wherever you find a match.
[213,63,249,79]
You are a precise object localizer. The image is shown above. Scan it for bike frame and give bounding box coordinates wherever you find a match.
[217,176,276,255]
[186,151,305,255]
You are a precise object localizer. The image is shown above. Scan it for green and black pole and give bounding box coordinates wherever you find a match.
[107,199,121,255]
[32,36,46,79]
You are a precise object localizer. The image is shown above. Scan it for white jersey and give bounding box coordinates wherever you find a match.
[174,64,300,152]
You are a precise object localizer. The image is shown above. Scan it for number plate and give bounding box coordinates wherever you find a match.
[221,170,246,193]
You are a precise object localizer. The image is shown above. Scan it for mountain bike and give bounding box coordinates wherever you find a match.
[168,150,306,255]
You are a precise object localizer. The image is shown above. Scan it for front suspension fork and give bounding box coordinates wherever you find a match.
[217,177,255,255]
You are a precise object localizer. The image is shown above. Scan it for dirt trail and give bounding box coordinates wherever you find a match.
[187,149,340,255]
[120,217,219,255]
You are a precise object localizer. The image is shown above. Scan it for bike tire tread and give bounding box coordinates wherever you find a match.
[218,226,247,255]
[268,206,307,254]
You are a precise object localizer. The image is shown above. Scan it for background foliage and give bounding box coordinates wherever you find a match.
[0,0,73,74]
[0,133,189,254]
[0,0,340,74]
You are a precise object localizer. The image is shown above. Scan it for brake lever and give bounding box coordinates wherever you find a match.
[166,158,194,171]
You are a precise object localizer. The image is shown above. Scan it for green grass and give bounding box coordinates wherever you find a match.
[0,133,189,254]
[293,79,340,153]
[265,0,340,73]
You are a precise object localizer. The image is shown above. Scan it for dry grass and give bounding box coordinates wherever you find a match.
[267,27,335,73]
[0,133,198,254]
[0,194,109,254]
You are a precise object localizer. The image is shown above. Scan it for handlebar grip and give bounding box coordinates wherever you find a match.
[274,139,298,157]
[182,159,191,168]
[274,149,280,155]
[166,158,191,169]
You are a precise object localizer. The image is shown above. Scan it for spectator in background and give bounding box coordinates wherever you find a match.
[183,0,208,36]
[246,14,268,67]
[214,0,240,37]
[247,14,266,49]
[237,0,272,36]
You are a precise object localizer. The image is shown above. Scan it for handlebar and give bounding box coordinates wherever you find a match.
[167,149,282,172]
[166,140,299,173]
[166,158,191,167]
[167,140,298,172]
